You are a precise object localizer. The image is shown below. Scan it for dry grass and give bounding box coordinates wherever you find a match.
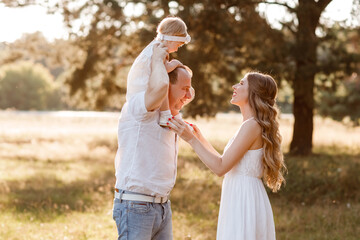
[0,111,359,240]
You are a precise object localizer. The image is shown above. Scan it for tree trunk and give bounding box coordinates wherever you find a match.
[290,66,315,155]
[290,0,331,155]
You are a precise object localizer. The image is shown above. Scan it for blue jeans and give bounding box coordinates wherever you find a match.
[112,191,173,240]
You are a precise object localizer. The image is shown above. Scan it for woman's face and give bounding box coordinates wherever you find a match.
[231,76,249,106]
[164,41,184,53]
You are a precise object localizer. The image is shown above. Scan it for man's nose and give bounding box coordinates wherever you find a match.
[185,90,192,99]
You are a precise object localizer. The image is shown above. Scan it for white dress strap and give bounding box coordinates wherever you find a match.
[242,117,254,124]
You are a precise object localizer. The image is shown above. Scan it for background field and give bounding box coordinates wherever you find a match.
[0,111,359,240]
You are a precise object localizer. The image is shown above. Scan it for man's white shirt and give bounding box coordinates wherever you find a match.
[114,91,178,197]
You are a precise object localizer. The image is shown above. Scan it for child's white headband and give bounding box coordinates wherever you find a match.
[156,33,191,44]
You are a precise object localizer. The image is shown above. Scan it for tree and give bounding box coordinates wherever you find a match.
[54,0,289,115]
[0,32,78,77]
[286,0,332,155]
[2,0,359,155]
[0,61,63,110]
[318,24,360,123]
[288,1,360,154]
[318,70,360,126]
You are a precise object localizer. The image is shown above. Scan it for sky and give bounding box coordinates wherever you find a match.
[0,0,357,43]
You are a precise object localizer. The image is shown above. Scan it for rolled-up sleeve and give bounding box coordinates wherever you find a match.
[127,91,149,118]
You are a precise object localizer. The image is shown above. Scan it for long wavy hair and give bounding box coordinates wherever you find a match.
[247,72,287,192]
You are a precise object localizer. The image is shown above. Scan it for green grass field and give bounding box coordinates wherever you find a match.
[0,111,359,240]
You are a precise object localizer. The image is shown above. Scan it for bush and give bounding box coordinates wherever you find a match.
[0,61,63,110]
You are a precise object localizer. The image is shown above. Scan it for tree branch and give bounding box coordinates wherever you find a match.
[222,0,295,12]
[280,20,297,35]
[252,1,296,13]
[316,0,333,12]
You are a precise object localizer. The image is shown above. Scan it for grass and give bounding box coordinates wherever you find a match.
[0,111,359,240]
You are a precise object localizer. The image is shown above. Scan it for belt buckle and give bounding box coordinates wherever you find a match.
[154,196,165,203]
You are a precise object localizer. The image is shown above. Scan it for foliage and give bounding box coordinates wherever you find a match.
[2,0,360,154]
[3,0,289,115]
[0,32,78,75]
[317,73,360,126]
[0,61,63,110]
[0,32,103,110]
[315,26,360,126]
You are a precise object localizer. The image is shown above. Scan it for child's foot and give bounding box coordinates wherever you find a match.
[159,110,172,127]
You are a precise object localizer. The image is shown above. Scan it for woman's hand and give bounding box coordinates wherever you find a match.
[184,121,203,140]
[168,118,195,142]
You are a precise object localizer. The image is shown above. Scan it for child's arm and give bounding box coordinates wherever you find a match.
[165,59,183,73]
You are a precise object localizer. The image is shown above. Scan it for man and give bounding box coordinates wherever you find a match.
[112,43,193,240]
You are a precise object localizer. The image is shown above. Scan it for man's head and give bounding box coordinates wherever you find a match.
[168,66,193,115]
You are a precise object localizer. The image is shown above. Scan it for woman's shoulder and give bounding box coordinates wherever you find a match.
[240,118,262,135]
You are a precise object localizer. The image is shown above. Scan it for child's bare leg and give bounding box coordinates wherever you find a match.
[159,92,172,127]
[159,94,170,112]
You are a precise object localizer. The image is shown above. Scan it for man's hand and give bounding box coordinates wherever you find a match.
[145,43,170,112]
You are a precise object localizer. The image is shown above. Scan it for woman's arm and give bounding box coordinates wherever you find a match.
[191,124,220,157]
[170,118,261,176]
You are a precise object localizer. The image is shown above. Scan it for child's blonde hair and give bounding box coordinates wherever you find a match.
[157,17,188,37]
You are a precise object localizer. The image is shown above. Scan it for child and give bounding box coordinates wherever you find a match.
[126,16,192,126]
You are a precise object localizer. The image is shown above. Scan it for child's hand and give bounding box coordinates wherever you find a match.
[152,43,168,63]
[165,59,183,73]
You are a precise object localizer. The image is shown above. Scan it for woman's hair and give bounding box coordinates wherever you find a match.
[246,72,287,192]
[157,16,188,37]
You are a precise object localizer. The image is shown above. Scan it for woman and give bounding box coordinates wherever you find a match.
[169,72,286,239]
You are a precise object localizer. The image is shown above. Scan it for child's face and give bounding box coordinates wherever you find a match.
[165,41,184,53]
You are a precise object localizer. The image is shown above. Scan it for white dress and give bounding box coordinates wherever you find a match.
[216,123,276,240]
